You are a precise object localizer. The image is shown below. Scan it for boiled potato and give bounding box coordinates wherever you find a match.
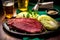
[16,11,39,19]
[16,12,29,18]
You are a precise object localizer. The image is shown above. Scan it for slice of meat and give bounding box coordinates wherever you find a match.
[7,18,43,33]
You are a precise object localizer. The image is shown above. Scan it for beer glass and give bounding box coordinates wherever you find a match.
[2,0,14,18]
[17,0,29,11]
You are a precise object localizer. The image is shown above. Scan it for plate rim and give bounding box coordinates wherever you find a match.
[3,22,54,36]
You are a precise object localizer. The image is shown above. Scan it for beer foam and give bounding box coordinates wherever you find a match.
[6,3,14,6]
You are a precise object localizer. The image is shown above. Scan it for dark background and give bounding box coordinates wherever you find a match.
[0,0,60,8]
[0,0,60,14]
[0,0,3,15]
[29,0,60,5]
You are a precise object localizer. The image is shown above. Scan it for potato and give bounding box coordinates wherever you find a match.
[16,12,29,18]
[16,11,39,19]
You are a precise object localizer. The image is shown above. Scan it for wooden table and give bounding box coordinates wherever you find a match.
[0,12,60,40]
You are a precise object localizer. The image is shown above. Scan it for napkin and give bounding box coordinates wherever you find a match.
[23,37,44,40]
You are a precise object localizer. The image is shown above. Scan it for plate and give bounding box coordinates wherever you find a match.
[3,22,60,37]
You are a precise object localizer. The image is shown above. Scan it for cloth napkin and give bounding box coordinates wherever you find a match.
[23,37,44,40]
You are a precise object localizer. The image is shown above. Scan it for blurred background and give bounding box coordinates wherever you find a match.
[0,0,3,17]
[0,0,59,8]
[29,0,60,5]
[0,0,60,16]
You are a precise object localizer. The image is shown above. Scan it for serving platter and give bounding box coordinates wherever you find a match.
[2,2,60,38]
[2,19,60,38]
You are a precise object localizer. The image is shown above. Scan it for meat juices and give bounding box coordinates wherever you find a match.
[7,18,43,33]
